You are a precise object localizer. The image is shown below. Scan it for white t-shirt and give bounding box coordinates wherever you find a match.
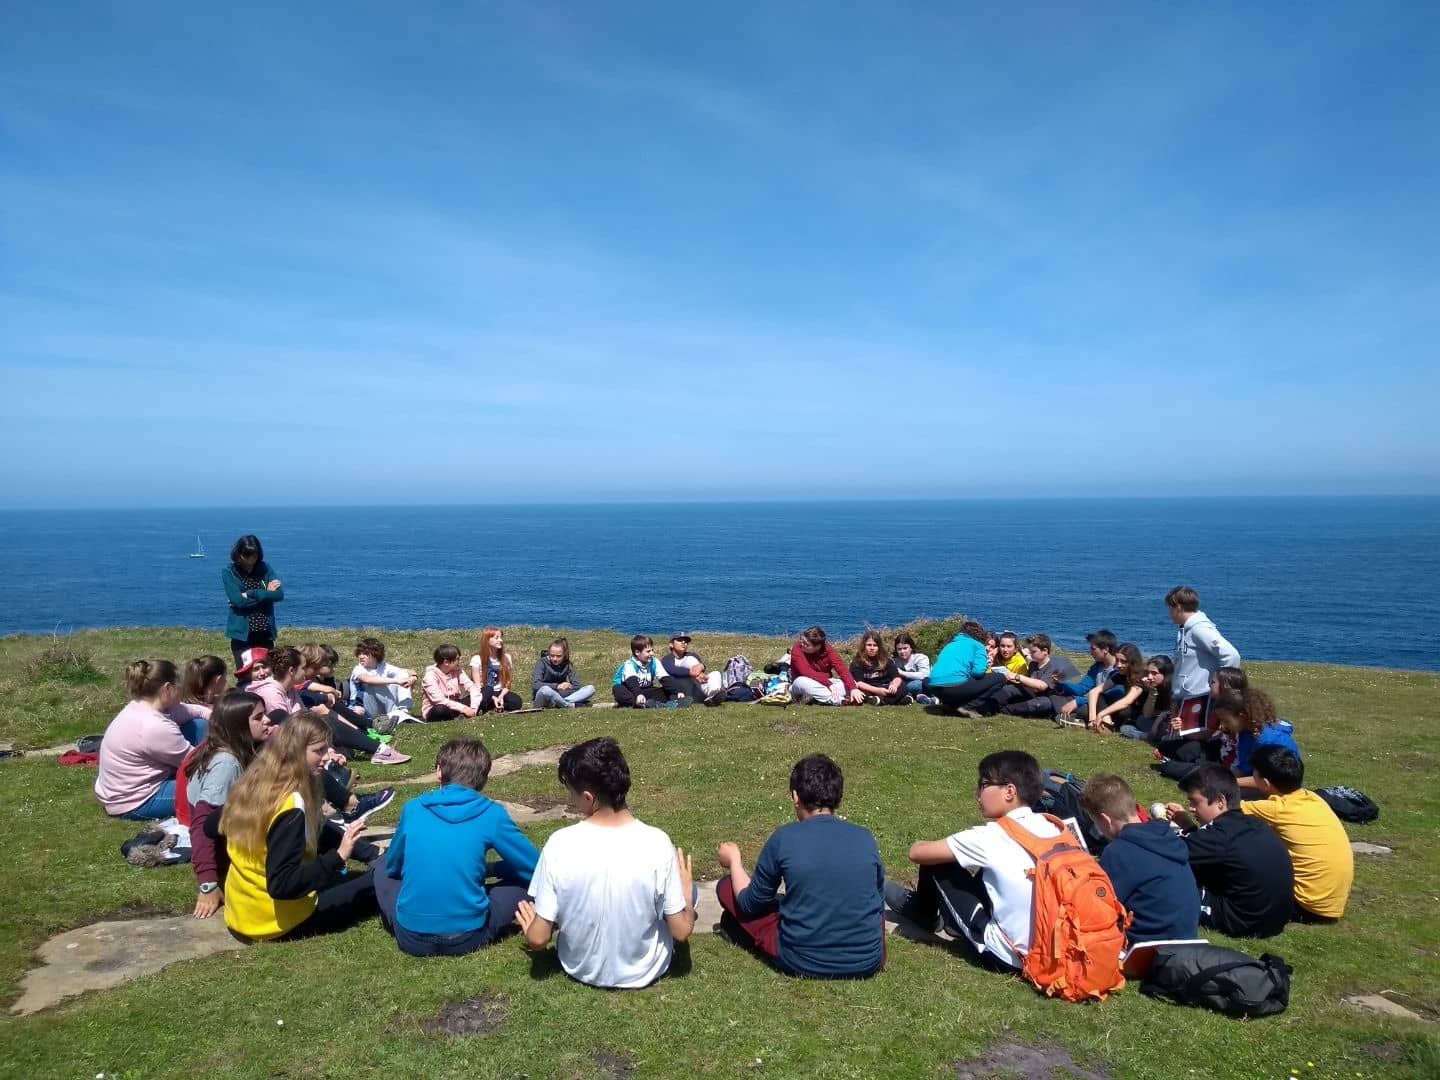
[944,807,1063,969]
[529,818,686,989]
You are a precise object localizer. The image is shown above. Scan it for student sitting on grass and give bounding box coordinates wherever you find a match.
[211,711,381,941]
[848,632,910,705]
[790,626,866,705]
[715,754,885,978]
[470,627,524,714]
[181,654,228,716]
[298,644,408,765]
[515,738,697,989]
[994,633,1081,717]
[1209,668,1301,791]
[1052,631,1118,725]
[349,636,420,727]
[1085,643,1147,733]
[1162,765,1294,938]
[246,646,306,722]
[184,690,272,920]
[422,643,480,721]
[611,635,673,708]
[531,637,597,709]
[1241,745,1353,922]
[659,633,724,705]
[1079,774,1200,944]
[375,738,540,957]
[95,659,206,821]
[884,750,1060,973]
[893,633,936,705]
[993,631,1028,675]
[926,621,1005,717]
[1117,655,1174,742]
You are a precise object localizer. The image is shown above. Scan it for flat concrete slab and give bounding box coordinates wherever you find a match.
[12,914,245,1016]
[1350,841,1393,855]
[1343,994,1429,1021]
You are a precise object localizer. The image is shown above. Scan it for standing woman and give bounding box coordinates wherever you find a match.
[222,534,284,676]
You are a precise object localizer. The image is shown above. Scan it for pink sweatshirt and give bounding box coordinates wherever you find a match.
[422,664,478,718]
[248,676,299,717]
[94,700,192,815]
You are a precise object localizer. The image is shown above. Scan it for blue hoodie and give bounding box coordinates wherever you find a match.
[929,636,989,686]
[385,784,540,935]
[1099,819,1201,943]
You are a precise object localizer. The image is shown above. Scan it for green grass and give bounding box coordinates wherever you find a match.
[0,627,1437,1079]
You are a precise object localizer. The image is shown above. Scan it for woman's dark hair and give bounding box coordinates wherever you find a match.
[182,655,227,704]
[960,620,988,644]
[268,646,303,680]
[893,632,916,650]
[801,626,828,647]
[558,737,631,809]
[1115,643,1146,688]
[229,534,264,568]
[126,659,178,700]
[1145,654,1174,712]
[853,632,888,667]
[790,754,844,811]
[185,690,264,780]
[976,750,1044,806]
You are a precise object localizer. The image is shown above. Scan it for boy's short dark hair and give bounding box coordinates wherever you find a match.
[1250,745,1304,793]
[1086,629,1118,653]
[320,644,340,666]
[1079,773,1137,823]
[1166,586,1201,613]
[1179,764,1240,810]
[976,750,1044,806]
[1026,633,1053,652]
[356,636,386,663]
[629,635,652,656]
[801,626,828,647]
[558,737,631,809]
[434,643,461,664]
[437,738,492,791]
[790,754,844,811]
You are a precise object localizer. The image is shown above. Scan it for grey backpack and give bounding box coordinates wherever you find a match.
[1141,944,1292,1018]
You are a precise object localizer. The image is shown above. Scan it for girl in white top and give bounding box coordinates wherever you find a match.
[469,626,523,713]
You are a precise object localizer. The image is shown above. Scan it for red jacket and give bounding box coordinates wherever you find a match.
[790,641,856,692]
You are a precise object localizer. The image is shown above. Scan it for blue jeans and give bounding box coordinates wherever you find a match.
[116,779,176,821]
[902,678,926,697]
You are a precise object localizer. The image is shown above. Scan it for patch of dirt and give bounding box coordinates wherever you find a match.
[73,900,174,928]
[418,994,508,1037]
[588,1052,635,1079]
[770,723,810,735]
[518,791,570,810]
[1364,1042,1404,1063]
[954,1042,1112,1080]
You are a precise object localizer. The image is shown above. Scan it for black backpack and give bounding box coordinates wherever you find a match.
[1141,944,1292,1018]
[1316,786,1379,823]
[1031,769,1110,854]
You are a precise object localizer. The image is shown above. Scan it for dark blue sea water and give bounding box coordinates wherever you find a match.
[1,498,1436,671]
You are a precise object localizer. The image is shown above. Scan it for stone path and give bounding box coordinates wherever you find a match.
[1343,994,1430,1022]
[356,744,569,791]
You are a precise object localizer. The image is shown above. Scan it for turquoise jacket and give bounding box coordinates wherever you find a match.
[221,561,284,642]
[929,636,989,686]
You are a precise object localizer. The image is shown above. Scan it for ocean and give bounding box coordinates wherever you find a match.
[1,497,1436,671]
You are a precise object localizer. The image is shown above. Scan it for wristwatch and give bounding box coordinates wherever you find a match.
[199,882,220,895]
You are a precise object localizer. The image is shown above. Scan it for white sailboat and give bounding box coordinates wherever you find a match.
[189,535,206,559]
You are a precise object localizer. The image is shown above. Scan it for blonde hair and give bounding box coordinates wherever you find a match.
[220,712,330,853]
[126,659,177,700]
[298,643,329,672]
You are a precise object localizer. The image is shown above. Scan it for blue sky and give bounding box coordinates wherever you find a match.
[2,2,1437,507]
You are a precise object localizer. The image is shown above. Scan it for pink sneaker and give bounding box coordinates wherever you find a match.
[370,744,412,766]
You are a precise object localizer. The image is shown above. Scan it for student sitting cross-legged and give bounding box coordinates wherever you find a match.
[925,621,1006,717]
[532,636,597,709]
[848,632,911,705]
[789,626,866,705]
[1162,765,1295,938]
[715,754,885,978]
[884,750,1060,973]
[1240,745,1353,922]
[374,738,539,957]
[422,643,480,721]
[1079,773,1200,944]
[514,738,697,989]
[611,635,673,708]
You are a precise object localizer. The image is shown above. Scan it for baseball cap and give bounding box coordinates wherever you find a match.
[236,647,270,675]
[670,632,692,643]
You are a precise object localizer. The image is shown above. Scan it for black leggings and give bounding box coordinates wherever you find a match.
[327,713,381,756]
[278,871,378,939]
[479,687,523,713]
[931,673,1006,713]
[612,683,669,708]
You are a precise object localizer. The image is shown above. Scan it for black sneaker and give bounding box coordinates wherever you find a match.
[339,788,395,825]
[884,880,942,933]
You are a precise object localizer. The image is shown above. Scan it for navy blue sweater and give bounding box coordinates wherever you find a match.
[1099,819,1201,942]
[736,814,884,978]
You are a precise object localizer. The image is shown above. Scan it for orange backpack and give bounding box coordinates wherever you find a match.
[997,813,1131,1002]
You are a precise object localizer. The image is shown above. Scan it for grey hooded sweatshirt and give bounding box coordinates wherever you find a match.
[1173,611,1241,699]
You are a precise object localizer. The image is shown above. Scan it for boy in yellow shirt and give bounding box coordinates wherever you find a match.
[1241,745,1353,920]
